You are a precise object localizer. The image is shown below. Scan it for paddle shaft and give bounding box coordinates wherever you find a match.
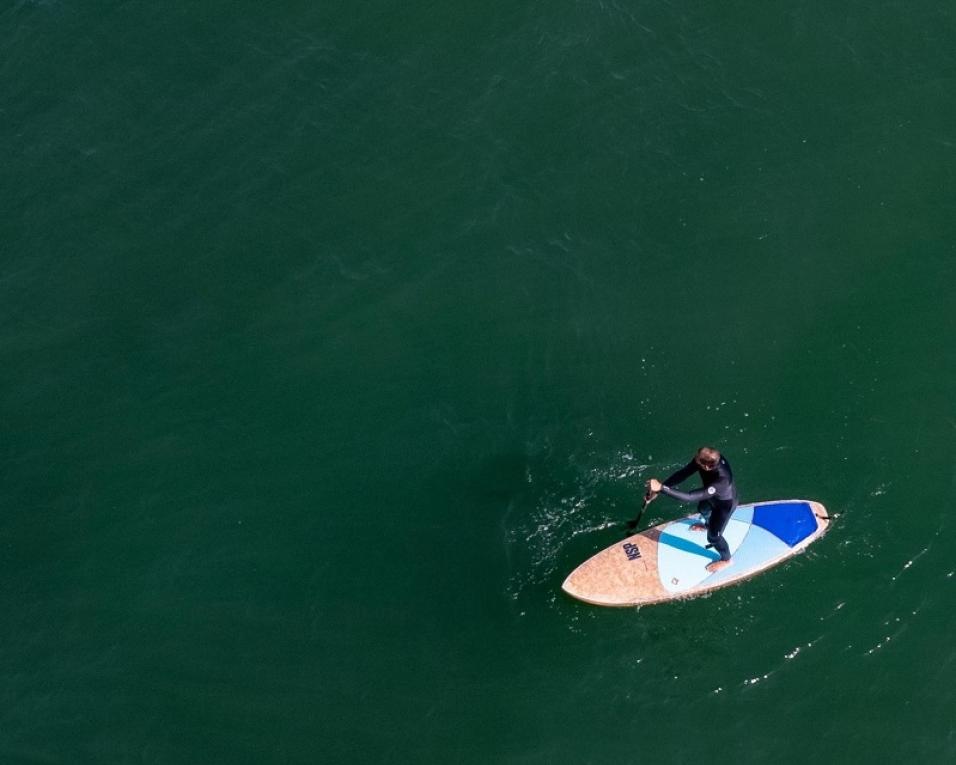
[626,491,657,531]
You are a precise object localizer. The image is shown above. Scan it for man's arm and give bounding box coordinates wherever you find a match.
[662,460,697,487]
[659,484,717,504]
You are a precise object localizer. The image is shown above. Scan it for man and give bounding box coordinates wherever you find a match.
[647,446,737,573]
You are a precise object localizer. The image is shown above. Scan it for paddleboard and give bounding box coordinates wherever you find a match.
[562,499,829,606]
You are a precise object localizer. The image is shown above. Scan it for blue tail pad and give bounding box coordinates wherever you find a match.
[751,502,816,547]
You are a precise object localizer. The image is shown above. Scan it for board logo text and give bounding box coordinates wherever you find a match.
[623,542,642,561]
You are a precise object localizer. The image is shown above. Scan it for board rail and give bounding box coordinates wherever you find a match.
[562,499,830,607]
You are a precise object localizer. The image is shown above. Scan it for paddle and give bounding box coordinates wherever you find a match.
[624,490,657,534]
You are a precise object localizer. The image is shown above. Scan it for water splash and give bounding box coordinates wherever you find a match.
[890,544,932,582]
[503,445,658,609]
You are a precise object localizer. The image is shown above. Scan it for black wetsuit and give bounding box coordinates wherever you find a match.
[659,456,738,561]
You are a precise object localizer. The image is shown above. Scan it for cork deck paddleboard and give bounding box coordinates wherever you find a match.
[562,499,829,606]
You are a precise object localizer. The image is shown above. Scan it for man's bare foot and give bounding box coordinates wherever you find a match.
[689,523,707,532]
[706,559,732,573]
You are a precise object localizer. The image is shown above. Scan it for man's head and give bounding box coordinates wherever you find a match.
[695,447,720,471]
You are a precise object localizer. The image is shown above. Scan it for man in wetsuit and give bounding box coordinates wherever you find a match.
[647,446,737,573]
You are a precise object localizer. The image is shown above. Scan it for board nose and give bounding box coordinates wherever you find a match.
[561,574,634,607]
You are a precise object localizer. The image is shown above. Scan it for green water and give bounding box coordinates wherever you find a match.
[3,1,955,762]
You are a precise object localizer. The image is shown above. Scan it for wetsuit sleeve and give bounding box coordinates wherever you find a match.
[659,484,717,503]
[662,460,697,487]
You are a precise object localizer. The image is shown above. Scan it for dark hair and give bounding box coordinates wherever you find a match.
[696,446,720,468]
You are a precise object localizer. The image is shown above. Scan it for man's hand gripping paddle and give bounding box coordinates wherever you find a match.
[624,490,657,534]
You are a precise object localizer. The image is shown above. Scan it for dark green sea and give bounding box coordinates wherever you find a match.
[3,1,955,762]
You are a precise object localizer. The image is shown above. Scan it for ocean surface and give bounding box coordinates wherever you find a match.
[3,1,955,762]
